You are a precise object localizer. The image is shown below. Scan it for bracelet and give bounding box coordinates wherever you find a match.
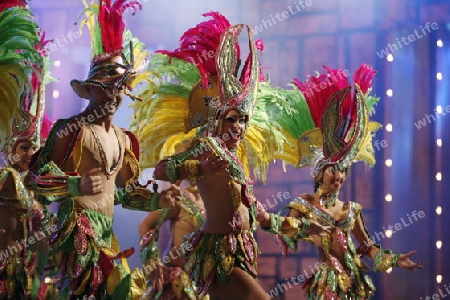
[149,192,161,211]
[297,217,310,238]
[261,213,281,234]
[165,159,180,183]
[392,253,400,267]
[373,249,398,272]
[67,176,82,196]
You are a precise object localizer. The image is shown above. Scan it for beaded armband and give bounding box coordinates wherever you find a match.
[261,213,281,234]
[373,248,400,272]
[30,161,82,198]
[116,180,162,211]
[67,176,82,196]
[118,191,161,211]
[165,159,181,183]
[163,141,211,183]
[296,217,310,239]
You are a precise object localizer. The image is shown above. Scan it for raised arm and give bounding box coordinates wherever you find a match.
[352,208,423,272]
[139,207,179,239]
[256,194,331,241]
[139,207,179,291]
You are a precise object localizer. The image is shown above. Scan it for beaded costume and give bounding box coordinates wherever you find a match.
[0,2,57,299]
[276,65,402,299]
[132,12,301,296]
[28,0,162,298]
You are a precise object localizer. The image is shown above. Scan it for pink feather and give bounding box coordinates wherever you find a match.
[157,11,232,85]
[292,66,351,127]
[40,114,54,141]
[353,64,377,94]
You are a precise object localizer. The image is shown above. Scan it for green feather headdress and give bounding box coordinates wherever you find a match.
[0,6,43,152]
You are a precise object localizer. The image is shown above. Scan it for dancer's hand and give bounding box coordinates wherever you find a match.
[80,167,104,195]
[158,184,182,208]
[397,251,424,271]
[201,151,228,175]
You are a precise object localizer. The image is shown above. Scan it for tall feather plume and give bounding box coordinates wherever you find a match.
[157,11,232,86]
[130,53,200,168]
[292,66,352,128]
[78,0,141,57]
[0,6,42,150]
[98,0,142,54]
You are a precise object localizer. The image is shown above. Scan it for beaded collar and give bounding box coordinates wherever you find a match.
[88,124,123,179]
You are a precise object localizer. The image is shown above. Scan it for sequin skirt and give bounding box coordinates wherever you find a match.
[184,229,259,296]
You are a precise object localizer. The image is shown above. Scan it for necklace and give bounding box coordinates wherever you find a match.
[89,125,123,179]
[317,187,338,208]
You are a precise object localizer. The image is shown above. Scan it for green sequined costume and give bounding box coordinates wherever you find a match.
[160,137,264,296]
[286,197,399,299]
[29,118,157,299]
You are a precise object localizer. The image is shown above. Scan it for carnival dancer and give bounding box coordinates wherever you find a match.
[132,12,330,300]
[0,1,59,298]
[29,1,181,298]
[139,179,208,300]
[276,65,423,299]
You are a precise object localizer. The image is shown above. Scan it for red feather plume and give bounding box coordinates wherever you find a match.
[98,0,142,54]
[0,0,27,11]
[157,11,233,84]
[292,66,352,128]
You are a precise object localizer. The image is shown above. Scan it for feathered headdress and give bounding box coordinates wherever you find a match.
[131,12,292,181]
[276,64,382,179]
[0,0,27,11]
[70,0,143,100]
[0,5,45,154]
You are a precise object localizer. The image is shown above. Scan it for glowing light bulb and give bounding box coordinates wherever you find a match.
[386,89,393,97]
[385,123,393,132]
[385,229,393,238]
[385,159,392,167]
[52,90,60,99]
